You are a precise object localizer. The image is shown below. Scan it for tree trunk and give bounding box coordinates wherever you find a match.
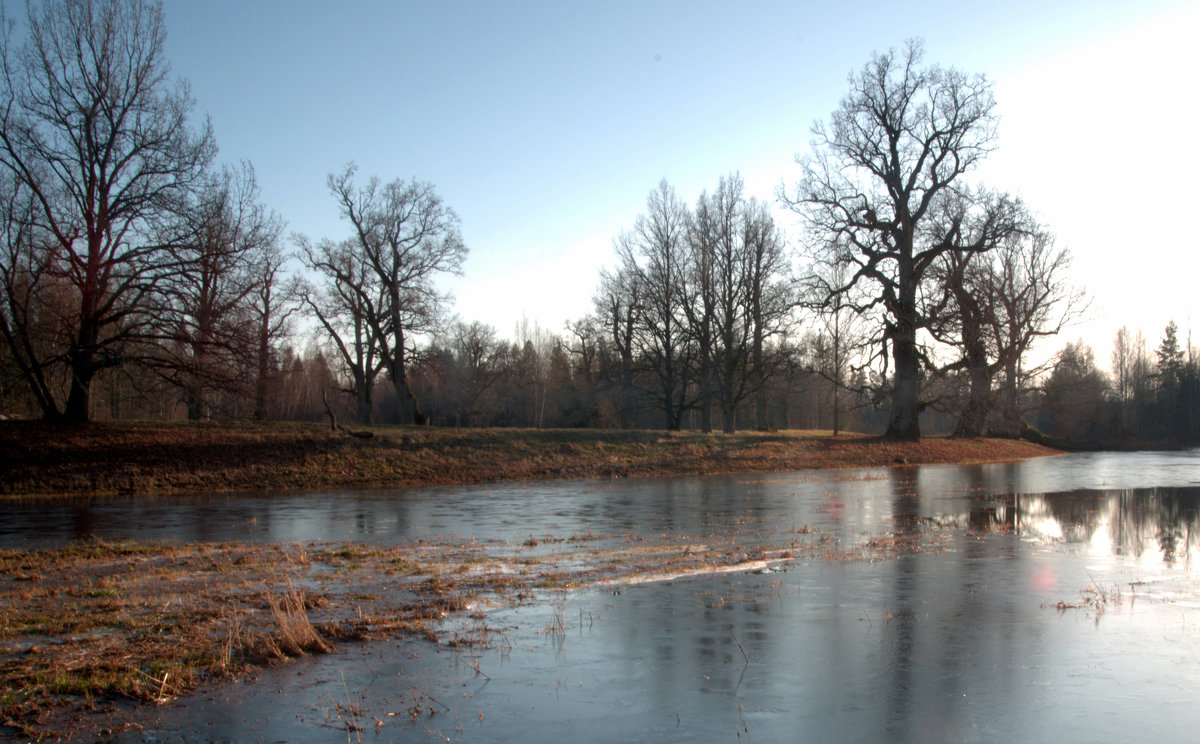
[953,306,992,437]
[63,368,92,423]
[831,310,842,436]
[186,385,204,421]
[253,325,271,421]
[64,337,98,423]
[665,373,684,430]
[721,376,736,433]
[994,356,1022,436]
[755,390,768,431]
[321,389,338,431]
[699,394,713,433]
[832,383,840,436]
[63,273,103,423]
[886,261,921,441]
[885,319,921,441]
[954,365,991,437]
[354,372,373,424]
[751,325,767,431]
[395,373,426,425]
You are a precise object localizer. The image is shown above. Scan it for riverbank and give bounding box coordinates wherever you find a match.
[0,422,1061,740]
[0,421,1060,499]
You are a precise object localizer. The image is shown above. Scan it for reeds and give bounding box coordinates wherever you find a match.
[263,580,333,658]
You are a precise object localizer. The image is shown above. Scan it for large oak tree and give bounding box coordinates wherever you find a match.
[0,0,214,421]
[785,40,999,440]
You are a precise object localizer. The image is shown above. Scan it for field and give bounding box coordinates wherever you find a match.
[0,420,1059,499]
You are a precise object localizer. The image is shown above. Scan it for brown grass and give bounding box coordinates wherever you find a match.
[0,522,961,740]
[263,581,334,658]
[0,420,1060,499]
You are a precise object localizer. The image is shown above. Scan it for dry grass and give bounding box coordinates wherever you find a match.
[0,420,1060,499]
[1,524,955,741]
[264,581,334,658]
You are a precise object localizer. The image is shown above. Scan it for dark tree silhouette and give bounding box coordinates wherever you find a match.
[784,40,999,440]
[612,180,695,430]
[929,200,1083,436]
[151,163,282,420]
[325,165,466,425]
[296,236,387,424]
[0,0,214,421]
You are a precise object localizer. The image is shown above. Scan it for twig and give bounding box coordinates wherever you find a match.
[726,623,750,664]
[461,655,490,680]
[410,686,452,714]
[321,389,338,432]
[340,670,363,744]
[1086,570,1108,603]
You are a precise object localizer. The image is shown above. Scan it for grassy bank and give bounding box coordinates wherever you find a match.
[0,420,1061,499]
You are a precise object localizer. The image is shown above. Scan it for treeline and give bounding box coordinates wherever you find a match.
[1034,323,1200,445]
[1,2,1196,445]
[20,317,885,434]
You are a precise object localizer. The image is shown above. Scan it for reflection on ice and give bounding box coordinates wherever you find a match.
[3,451,1200,577]
[1029,515,1065,540]
[1013,487,1200,569]
[127,520,1200,744]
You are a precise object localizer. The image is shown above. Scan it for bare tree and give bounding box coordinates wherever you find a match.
[1111,326,1136,431]
[803,255,868,435]
[593,178,795,432]
[784,39,998,440]
[0,172,65,417]
[151,163,281,419]
[443,320,504,426]
[982,224,1085,431]
[513,316,555,428]
[687,175,794,433]
[927,194,1073,436]
[614,180,695,430]
[587,266,642,426]
[297,236,387,424]
[326,164,466,424]
[742,196,793,430]
[687,176,742,432]
[0,0,215,421]
[246,228,294,421]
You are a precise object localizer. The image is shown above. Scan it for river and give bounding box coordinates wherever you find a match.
[7,450,1200,742]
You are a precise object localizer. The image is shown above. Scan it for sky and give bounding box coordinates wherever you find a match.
[160,0,1199,368]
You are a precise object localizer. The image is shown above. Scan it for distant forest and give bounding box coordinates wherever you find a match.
[1,1,1196,445]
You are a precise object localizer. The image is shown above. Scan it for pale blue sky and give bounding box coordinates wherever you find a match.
[162,0,1199,361]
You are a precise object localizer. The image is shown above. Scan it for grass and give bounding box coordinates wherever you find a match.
[0,420,1060,499]
[1,524,960,740]
[264,581,334,658]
